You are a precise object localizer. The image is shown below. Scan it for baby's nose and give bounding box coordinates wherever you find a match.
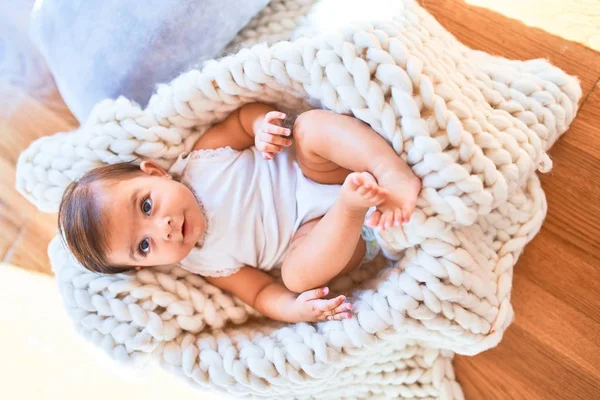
[158,216,173,240]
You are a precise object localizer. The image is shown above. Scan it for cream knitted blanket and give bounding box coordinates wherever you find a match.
[16,1,581,398]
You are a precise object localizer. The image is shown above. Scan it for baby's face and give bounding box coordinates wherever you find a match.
[98,161,206,268]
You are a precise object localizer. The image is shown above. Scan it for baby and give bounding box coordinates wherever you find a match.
[59,103,421,324]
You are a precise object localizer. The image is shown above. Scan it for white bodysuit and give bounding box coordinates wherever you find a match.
[168,146,342,277]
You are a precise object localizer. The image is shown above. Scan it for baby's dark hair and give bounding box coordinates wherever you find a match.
[58,162,142,274]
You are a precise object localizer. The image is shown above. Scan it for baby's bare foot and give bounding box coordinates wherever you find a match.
[369,160,422,230]
[340,172,388,216]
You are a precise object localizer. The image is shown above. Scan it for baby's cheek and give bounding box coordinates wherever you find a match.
[178,242,195,262]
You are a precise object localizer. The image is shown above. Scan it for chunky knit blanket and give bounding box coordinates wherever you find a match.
[16,0,581,398]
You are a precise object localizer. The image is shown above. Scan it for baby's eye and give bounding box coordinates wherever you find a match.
[141,197,152,216]
[139,238,150,255]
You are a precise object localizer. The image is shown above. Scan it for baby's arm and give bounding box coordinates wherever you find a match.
[205,267,352,323]
[193,103,290,154]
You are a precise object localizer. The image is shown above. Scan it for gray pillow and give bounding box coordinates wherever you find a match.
[30,0,269,122]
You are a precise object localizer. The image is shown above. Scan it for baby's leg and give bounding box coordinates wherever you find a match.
[293,109,421,229]
[281,172,386,293]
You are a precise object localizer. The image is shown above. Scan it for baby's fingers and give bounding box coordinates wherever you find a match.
[265,111,287,125]
[297,287,329,302]
[264,124,291,137]
[321,301,353,321]
[324,312,352,321]
[259,132,292,147]
[259,143,283,154]
[324,302,353,317]
[319,295,346,312]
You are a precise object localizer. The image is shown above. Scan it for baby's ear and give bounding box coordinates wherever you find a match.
[139,160,168,177]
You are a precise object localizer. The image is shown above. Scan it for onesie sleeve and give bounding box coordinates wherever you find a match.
[178,245,243,278]
[178,257,242,278]
[168,146,240,180]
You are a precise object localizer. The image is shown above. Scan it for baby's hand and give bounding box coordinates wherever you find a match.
[255,111,292,160]
[294,287,353,322]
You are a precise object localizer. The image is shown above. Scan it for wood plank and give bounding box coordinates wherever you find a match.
[456,320,600,400]
[539,81,600,260]
[562,82,600,159]
[6,212,58,275]
[456,246,600,399]
[522,229,600,324]
[0,205,22,260]
[0,87,76,275]
[540,142,600,261]
[457,259,600,399]
[0,155,38,218]
[452,350,544,400]
[0,86,77,164]
[511,276,600,382]
[422,0,600,99]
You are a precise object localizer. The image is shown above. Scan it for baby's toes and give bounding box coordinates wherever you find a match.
[393,208,403,227]
[367,210,382,227]
[378,210,394,231]
[372,188,387,204]
[402,205,415,223]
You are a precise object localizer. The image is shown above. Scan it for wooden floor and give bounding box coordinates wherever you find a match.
[1,1,598,399]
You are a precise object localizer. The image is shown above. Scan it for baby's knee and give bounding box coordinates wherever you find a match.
[293,109,333,142]
[281,261,312,294]
[293,111,315,145]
